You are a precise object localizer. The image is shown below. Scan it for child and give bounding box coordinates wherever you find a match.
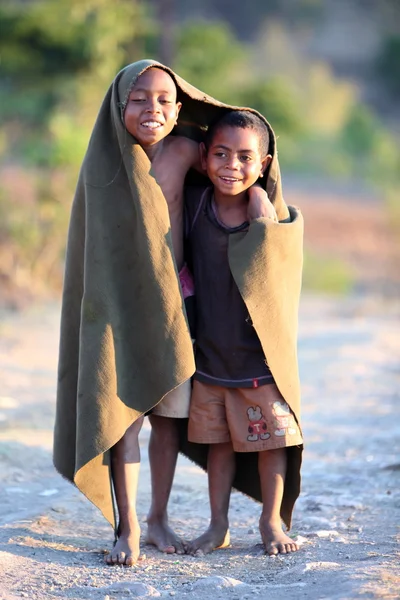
[185,110,304,556]
[53,60,275,567]
[103,64,198,565]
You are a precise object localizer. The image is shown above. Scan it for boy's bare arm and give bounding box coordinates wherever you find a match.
[247,186,278,222]
[174,136,205,174]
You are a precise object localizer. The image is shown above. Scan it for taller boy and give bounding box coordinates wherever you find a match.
[54,61,198,566]
[113,66,200,564]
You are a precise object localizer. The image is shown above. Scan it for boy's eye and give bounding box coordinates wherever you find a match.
[214,152,227,158]
[159,99,172,104]
[240,155,252,162]
[130,97,145,102]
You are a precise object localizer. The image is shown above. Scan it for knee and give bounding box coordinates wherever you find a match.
[119,415,144,442]
[259,447,287,466]
[128,414,144,433]
[112,415,144,457]
[149,415,180,446]
[150,414,178,433]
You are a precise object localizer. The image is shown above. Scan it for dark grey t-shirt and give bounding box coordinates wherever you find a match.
[186,186,274,388]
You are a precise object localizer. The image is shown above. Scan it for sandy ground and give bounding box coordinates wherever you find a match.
[0,295,399,600]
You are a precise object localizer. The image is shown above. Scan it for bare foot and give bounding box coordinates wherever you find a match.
[187,521,230,556]
[260,518,300,555]
[105,522,141,566]
[146,518,185,554]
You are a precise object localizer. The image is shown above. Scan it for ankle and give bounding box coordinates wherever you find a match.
[259,514,282,532]
[147,511,168,525]
[210,515,229,531]
[118,512,140,534]
[118,523,140,538]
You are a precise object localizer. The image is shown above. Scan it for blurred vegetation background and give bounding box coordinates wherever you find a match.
[0,0,399,306]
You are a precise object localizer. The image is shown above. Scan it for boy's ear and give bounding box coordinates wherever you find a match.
[199,142,208,172]
[175,101,182,124]
[260,154,272,178]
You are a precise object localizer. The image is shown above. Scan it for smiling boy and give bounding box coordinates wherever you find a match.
[185,111,303,556]
[106,66,201,566]
[124,67,200,268]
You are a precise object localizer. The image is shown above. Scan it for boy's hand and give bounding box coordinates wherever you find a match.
[247,186,278,222]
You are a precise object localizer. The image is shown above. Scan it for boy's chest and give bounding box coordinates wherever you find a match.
[151,157,185,211]
[191,212,229,269]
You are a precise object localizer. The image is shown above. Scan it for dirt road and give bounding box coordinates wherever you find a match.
[0,295,399,600]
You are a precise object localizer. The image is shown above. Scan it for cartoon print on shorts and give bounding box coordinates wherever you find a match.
[272,401,297,436]
[247,406,271,442]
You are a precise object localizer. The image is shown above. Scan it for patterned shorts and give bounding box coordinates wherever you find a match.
[188,380,303,453]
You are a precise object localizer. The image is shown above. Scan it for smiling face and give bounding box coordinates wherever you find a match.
[123,67,182,147]
[202,126,270,199]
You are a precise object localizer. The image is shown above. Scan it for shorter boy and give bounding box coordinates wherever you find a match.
[185,111,303,556]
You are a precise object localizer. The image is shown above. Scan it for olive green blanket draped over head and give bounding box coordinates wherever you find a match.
[53,59,303,530]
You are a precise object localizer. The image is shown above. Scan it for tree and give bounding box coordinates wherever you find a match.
[173,20,248,101]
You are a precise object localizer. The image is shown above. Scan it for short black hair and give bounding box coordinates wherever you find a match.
[205,110,270,157]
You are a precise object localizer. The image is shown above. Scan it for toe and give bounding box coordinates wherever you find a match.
[117,551,126,564]
[163,544,176,554]
[185,544,194,555]
[125,555,135,567]
[174,540,186,555]
[271,542,286,554]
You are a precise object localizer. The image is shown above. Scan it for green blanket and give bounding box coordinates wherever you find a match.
[53,59,303,531]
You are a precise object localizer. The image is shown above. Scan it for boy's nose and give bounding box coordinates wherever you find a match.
[145,99,161,113]
[225,157,240,170]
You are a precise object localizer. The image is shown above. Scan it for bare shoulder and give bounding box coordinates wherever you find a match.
[168,135,200,168]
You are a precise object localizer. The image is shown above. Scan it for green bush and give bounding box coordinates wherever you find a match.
[237,78,304,137]
[173,20,248,101]
[376,35,400,98]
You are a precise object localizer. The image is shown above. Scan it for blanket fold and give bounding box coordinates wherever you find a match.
[53,59,303,530]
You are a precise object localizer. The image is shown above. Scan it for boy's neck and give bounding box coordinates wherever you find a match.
[142,139,166,162]
[213,189,248,210]
[212,189,248,227]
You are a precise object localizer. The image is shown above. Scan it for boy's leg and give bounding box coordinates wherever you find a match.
[146,414,185,553]
[258,448,300,555]
[187,441,235,555]
[106,415,144,566]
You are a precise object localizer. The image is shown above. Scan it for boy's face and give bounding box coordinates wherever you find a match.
[124,68,182,147]
[201,126,271,197]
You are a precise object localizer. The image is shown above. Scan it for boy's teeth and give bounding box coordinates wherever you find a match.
[142,121,162,128]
